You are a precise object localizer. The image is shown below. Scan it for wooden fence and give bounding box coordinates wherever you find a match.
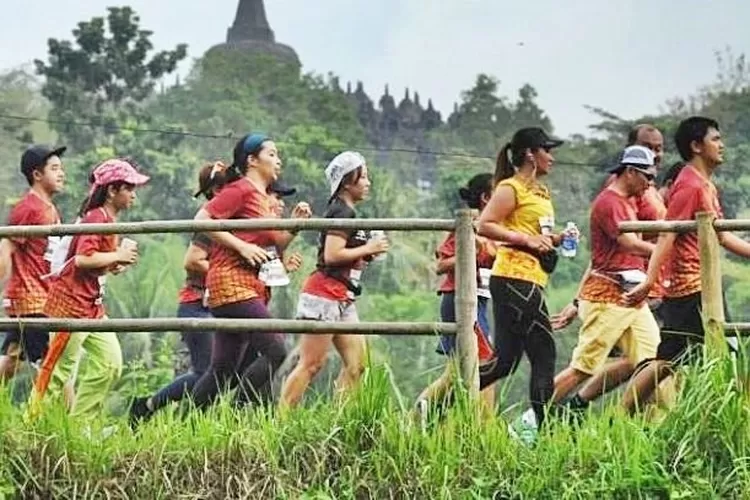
[620,211,750,359]
[0,210,481,398]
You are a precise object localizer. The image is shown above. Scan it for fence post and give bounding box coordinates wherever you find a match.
[455,208,479,400]
[696,211,728,359]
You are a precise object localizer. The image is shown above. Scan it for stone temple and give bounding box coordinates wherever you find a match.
[208,0,300,68]
[209,0,447,188]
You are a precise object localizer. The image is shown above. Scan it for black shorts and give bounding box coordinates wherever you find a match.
[0,314,50,364]
[656,292,734,365]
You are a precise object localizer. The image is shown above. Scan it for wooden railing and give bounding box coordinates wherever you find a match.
[0,210,481,398]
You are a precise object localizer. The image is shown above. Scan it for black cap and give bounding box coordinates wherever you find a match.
[20,145,66,177]
[511,127,564,151]
[270,179,297,197]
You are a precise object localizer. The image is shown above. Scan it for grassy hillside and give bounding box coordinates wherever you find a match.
[1,354,748,499]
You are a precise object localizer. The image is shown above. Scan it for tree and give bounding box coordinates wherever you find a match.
[34,6,187,151]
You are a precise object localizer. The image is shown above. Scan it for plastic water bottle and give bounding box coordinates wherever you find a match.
[561,222,579,258]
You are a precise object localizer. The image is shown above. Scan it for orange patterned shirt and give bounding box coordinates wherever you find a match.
[580,189,645,305]
[204,178,281,309]
[44,208,118,319]
[664,165,722,298]
[3,191,60,316]
[491,177,555,287]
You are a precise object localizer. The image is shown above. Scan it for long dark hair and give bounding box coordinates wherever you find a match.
[78,180,132,217]
[331,166,365,202]
[494,143,528,185]
[459,173,493,209]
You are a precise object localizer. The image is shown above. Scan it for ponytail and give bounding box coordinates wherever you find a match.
[494,143,515,185]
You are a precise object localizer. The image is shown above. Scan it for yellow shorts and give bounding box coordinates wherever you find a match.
[571,301,660,375]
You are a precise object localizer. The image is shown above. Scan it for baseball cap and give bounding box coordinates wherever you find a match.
[325,151,366,197]
[510,127,564,151]
[609,145,656,178]
[20,145,67,177]
[90,159,150,189]
[270,179,297,197]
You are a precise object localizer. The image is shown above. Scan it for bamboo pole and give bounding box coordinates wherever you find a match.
[0,318,457,335]
[723,323,750,333]
[620,218,750,234]
[696,211,728,359]
[0,218,456,238]
[455,208,479,400]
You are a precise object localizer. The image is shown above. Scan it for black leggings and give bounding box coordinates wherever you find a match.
[189,298,288,409]
[480,277,556,427]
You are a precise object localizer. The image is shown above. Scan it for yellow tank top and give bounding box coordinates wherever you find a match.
[490,177,555,287]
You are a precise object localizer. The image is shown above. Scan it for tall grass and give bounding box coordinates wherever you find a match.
[0,353,748,499]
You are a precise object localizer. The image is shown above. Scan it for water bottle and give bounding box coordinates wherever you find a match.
[369,230,387,262]
[561,222,579,258]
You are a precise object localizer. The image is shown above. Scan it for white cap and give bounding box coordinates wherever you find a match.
[620,145,655,167]
[325,151,366,197]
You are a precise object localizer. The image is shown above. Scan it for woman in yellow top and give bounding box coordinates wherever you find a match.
[478,127,567,429]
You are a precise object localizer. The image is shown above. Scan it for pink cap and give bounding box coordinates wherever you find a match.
[89,159,150,194]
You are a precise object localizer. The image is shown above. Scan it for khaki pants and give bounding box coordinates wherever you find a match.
[571,301,660,375]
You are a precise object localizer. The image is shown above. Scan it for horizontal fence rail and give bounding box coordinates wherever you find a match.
[620,219,750,234]
[0,218,457,238]
[0,318,458,336]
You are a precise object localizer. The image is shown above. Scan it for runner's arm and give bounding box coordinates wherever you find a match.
[184,243,209,276]
[0,239,14,281]
[616,233,655,257]
[718,232,750,258]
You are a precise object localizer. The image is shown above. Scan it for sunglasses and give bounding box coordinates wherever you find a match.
[626,166,655,182]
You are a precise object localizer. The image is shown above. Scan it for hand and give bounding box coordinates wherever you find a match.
[623,281,652,306]
[551,302,579,330]
[238,242,271,267]
[110,263,128,275]
[283,252,303,273]
[116,246,138,265]
[211,161,227,176]
[291,202,312,219]
[365,236,390,256]
[526,234,554,253]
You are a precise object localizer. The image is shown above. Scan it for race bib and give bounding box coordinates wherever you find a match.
[347,269,363,300]
[258,246,290,287]
[95,275,107,305]
[538,216,555,236]
[478,268,492,299]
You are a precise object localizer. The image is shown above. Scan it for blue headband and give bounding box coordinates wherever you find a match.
[243,134,270,156]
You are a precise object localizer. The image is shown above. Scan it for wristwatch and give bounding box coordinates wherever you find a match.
[572,298,580,309]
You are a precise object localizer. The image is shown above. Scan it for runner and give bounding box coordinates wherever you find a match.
[233,177,308,407]
[551,125,669,412]
[0,145,65,382]
[622,116,750,413]
[188,134,292,409]
[128,162,227,427]
[476,127,571,430]
[278,151,389,410]
[30,158,149,419]
[415,173,497,421]
[551,146,660,407]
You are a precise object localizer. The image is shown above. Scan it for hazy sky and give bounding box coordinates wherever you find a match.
[2,0,748,137]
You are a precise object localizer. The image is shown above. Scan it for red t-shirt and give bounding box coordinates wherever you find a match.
[177,233,212,304]
[45,208,118,319]
[664,165,723,298]
[204,178,281,308]
[3,191,61,316]
[436,232,495,294]
[581,188,644,304]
